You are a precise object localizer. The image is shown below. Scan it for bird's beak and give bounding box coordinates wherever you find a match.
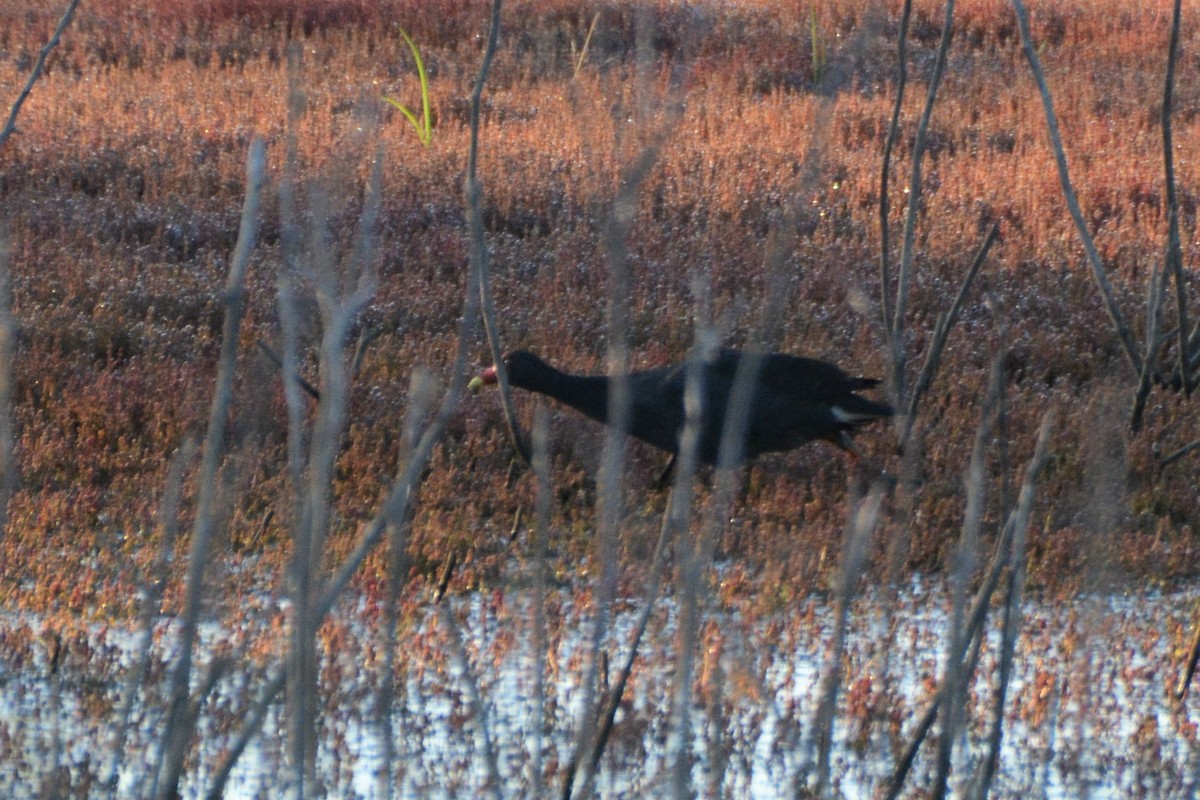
[467,365,498,392]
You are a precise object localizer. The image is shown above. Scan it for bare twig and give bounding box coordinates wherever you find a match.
[901,222,999,449]
[890,0,956,403]
[809,483,885,797]
[210,8,499,778]
[878,0,913,344]
[155,138,265,800]
[1010,0,1143,378]
[287,143,382,795]
[1131,255,1167,431]
[0,225,16,541]
[471,0,531,467]
[975,415,1051,798]
[887,410,1055,799]
[571,13,601,79]
[0,0,81,150]
[665,326,714,800]
[527,409,552,797]
[563,66,684,800]
[1162,0,1190,396]
[438,601,506,800]
[933,352,1003,798]
[105,440,197,799]
[1159,439,1200,474]
[256,339,321,400]
[1176,603,1200,700]
[564,486,674,800]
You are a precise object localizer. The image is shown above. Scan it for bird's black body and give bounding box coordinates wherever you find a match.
[482,349,892,465]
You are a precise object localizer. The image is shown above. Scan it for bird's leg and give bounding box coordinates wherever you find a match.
[833,432,896,489]
[835,431,866,460]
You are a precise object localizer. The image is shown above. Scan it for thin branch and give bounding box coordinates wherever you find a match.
[104,440,197,799]
[256,339,321,400]
[879,0,913,347]
[1163,0,1190,395]
[1131,255,1167,431]
[975,417,1039,799]
[205,669,286,800]
[887,409,1055,798]
[527,409,552,797]
[665,328,714,800]
[1159,439,1200,474]
[438,601,505,800]
[471,0,530,467]
[0,0,81,150]
[155,138,265,800]
[563,486,674,800]
[1176,602,1200,700]
[890,0,956,403]
[1009,0,1143,378]
[933,352,1003,798]
[564,75,683,800]
[209,11,500,778]
[0,225,16,542]
[809,483,885,797]
[901,222,998,449]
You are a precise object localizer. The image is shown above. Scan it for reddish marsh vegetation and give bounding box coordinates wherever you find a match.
[1,0,1200,796]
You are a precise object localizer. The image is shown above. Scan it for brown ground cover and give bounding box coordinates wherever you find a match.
[0,0,1199,623]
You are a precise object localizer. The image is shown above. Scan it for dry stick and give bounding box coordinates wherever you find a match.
[154,138,264,800]
[878,0,913,345]
[471,0,532,469]
[1177,607,1200,700]
[900,222,998,450]
[255,339,321,401]
[886,411,1054,799]
[1009,0,1143,379]
[975,415,1052,799]
[890,0,955,403]
[0,0,81,149]
[932,354,1003,799]
[1131,257,1167,432]
[528,410,552,798]
[730,22,884,794]
[1162,0,1190,397]
[209,11,498,786]
[278,43,310,505]
[104,440,197,799]
[206,669,286,800]
[562,133,675,800]
[350,323,382,383]
[0,226,15,541]
[566,313,712,800]
[436,599,506,800]
[664,327,715,800]
[577,41,697,793]
[288,151,383,797]
[1161,439,1200,474]
[375,368,437,799]
[565,488,676,800]
[808,484,886,798]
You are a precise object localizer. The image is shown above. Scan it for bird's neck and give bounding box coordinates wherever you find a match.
[524,368,612,424]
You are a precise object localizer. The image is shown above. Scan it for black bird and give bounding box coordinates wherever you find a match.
[470,349,892,466]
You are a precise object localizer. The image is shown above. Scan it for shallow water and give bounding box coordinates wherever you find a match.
[1,578,1198,798]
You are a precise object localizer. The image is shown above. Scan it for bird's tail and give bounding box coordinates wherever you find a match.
[831,395,894,427]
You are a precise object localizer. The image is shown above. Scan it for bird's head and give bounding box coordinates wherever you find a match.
[468,349,542,392]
